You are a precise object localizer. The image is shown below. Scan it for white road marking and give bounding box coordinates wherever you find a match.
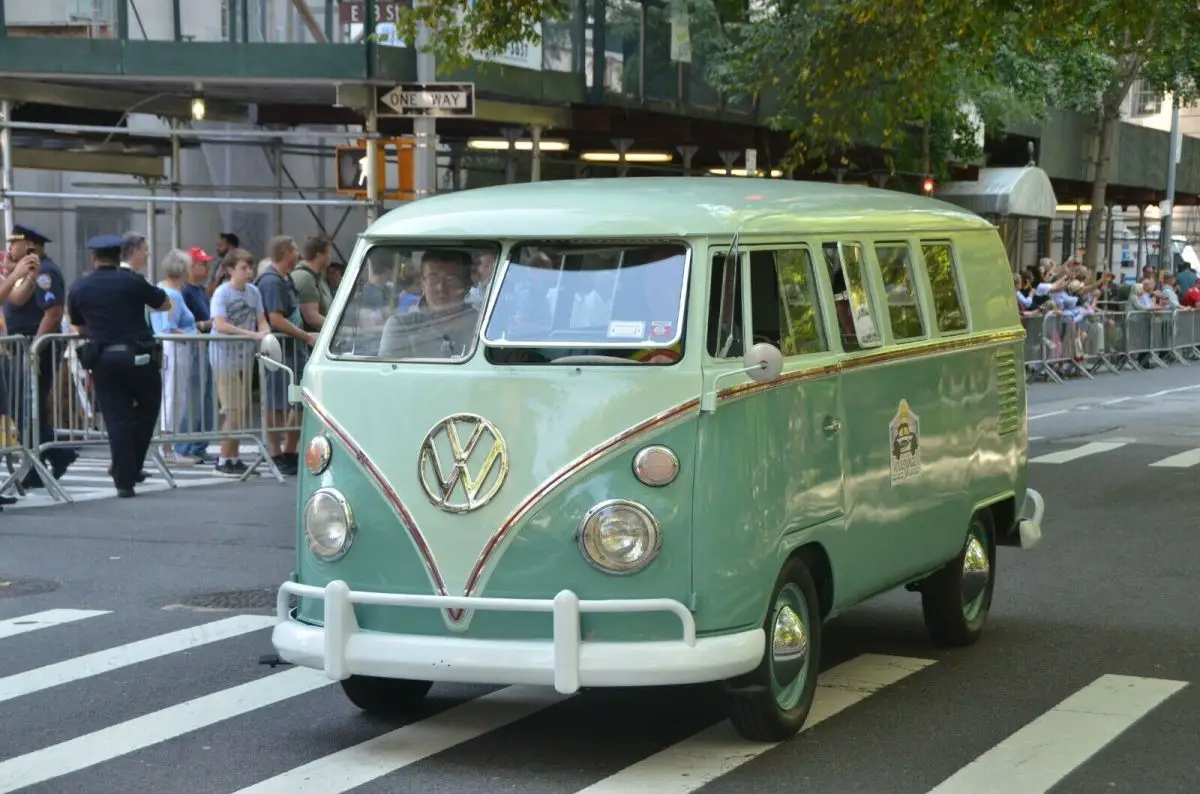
[1100,396,1133,406]
[0,667,332,793]
[1028,436,1045,442]
[0,615,277,703]
[0,609,110,641]
[1143,384,1200,398]
[231,685,571,793]
[1148,448,1200,468]
[1028,383,1200,421]
[1029,441,1127,464]
[1028,410,1067,421]
[926,674,1187,794]
[574,654,936,794]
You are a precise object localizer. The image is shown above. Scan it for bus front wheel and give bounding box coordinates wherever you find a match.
[340,675,434,716]
[724,556,822,742]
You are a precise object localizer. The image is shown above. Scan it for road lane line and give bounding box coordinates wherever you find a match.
[1027,410,1067,421]
[1148,448,1200,468]
[1143,384,1200,398]
[0,615,277,703]
[231,685,571,793]
[1100,396,1133,406]
[574,653,936,794]
[1029,441,1127,464]
[0,609,110,641]
[926,674,1187,794]
[1028,436,1045,442]
[0,667,332,793]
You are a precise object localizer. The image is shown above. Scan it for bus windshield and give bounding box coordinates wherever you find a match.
[481,241,689,365]
[327,242,499,361]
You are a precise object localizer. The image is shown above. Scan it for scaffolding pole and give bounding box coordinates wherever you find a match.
[170,118,182,249]
[414,0,438,200]
[3,191,367,207]
[3,120,374,142]
[1,100,13,240]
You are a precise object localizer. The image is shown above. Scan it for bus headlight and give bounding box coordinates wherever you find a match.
[304,488,355,561]
[577,499,661,575]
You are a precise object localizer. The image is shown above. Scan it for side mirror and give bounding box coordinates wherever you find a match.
[257,333,285,372]
[743,342,783,383]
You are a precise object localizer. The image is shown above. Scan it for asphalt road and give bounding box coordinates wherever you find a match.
[1,365,1198,793]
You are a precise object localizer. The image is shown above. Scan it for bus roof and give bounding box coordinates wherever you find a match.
[365,177,995,240]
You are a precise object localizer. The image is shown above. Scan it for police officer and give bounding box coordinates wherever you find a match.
[67,235,172,498]
[2,224,78,488]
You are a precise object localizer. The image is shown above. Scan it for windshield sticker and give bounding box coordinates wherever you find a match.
[889,399,922,485]
[649,320,673,340]
[608,320,646,339]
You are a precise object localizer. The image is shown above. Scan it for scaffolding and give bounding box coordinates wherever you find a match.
[0,102,393,279]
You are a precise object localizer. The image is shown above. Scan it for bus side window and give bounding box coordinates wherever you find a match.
[921,241,969,333]
[706,252,744,359]
[874,242,927,342]
[749,248,828,356]
[822,242,880,351]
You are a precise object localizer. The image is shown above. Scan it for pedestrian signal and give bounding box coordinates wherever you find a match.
[922,177,935,195]
[334,139,415,200]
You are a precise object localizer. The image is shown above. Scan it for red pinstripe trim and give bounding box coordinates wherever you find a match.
[301,391,462,620]
[304,389,698,624]
[460,398,700,601]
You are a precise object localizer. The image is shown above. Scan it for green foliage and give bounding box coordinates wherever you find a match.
[382,0,571,67]
[698,0,1054,176]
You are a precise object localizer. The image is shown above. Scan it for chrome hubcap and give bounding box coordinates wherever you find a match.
[771,605,808,684]
[961,534,990,606]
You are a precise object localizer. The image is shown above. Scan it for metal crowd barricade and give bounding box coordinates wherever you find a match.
[0,333,62,501]
[25,332,283,504]
[152,333,283,483]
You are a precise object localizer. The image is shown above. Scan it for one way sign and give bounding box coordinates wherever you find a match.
[377,82,476,118]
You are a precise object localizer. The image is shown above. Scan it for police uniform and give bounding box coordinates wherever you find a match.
[67,234,171,497]
[3,224,78,488]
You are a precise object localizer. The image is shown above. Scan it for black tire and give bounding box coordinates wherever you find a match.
[725,556,822,743]
[921,510,996,647]
[340,675,433,716]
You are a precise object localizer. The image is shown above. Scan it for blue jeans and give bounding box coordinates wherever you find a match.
[174,347,214,458]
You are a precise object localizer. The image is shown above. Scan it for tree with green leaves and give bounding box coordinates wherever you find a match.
[383,0,569,65]
[695,0,1054,177]
[1018,3,1200,270]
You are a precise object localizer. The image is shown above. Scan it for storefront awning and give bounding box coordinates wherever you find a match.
[937,166,1058,220]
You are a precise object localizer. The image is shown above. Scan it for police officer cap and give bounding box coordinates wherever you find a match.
[7,224,51,245]
[86,234,126,251]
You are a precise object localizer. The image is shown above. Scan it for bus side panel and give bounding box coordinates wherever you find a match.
[959,230,1030,538]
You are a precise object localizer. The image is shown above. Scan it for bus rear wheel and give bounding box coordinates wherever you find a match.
[724,556,822,742]
[340,675,433,716]
[921,510,996,647]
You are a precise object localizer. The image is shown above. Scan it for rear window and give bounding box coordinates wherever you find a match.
[481,241,690,366]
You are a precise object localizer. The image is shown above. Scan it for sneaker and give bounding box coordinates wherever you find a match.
[213,460,245,476]
[272,455,298,476]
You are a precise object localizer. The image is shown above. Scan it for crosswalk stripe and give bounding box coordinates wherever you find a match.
[926,674,1188,794]
[0,615,277,704]
[575,653,936,793]
[0,609,110,641]
[0,667,332,793]
[1029,441,1127,464]
[1148,448,1200,468]
[231,684,571,793]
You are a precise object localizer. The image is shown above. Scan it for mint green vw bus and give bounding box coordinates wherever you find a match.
[264,178,1046,742]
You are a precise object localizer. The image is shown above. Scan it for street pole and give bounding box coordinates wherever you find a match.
[1,100,14,240]
[1160,96,1182,273]
[413,0,438,200]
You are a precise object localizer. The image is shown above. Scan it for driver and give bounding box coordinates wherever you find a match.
[378,250,477,359]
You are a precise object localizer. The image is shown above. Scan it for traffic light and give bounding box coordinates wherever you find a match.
[922,176,935,196]
[334,139,416,199]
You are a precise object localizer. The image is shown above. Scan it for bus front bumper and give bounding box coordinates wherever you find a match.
[272,580,765,695]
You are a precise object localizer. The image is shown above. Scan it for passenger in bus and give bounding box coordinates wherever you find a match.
[354,251,397,330]
[378,250,477,359]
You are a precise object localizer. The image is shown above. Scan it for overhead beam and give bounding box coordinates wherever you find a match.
[0,77,247,122]
[11,147,166,179]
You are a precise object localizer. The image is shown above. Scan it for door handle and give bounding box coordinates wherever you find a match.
[824,418,843,434]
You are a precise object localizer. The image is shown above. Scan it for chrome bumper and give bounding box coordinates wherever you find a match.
[272,580,765,694]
